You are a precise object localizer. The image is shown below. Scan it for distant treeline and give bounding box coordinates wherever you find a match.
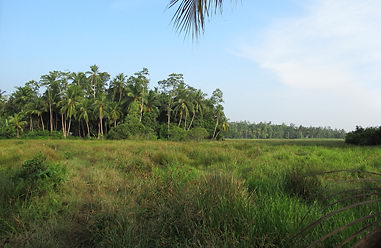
[226,121,346,139]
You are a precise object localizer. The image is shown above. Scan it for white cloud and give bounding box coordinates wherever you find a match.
[237,0,381,129]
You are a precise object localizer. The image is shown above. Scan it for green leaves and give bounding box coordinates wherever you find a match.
[169,0,227,38]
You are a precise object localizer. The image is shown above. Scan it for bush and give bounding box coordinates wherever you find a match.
[16,153,67,198]
[22,130,63,139]
[187,127,209,141]
[107,119,157,140]
[167,125,188,141]
[0,126,16,138]
[345,126,381,146]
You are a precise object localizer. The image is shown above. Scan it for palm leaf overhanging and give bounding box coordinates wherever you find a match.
[169,0,228,38]
[295,170,381,247]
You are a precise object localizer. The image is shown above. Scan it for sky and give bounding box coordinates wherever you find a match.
[0,0,380,130]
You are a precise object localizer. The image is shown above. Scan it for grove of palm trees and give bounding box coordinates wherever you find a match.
[0,66,228,140]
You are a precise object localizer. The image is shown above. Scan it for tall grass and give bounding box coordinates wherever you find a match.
[0,139,380,247]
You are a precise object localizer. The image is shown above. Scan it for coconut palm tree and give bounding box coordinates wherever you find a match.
[188,89,206,130]
[9,113,27,138]
[78,98,92,138]
[61,86,81,137]
[86,65,110,99]
[86,65,101,99]
[108,102,122,128]
[110,73,127,103]
[41,71,61,132]
[29,97,46,131]
[144,90,159,113]
[127,69,149,122]
[173,95,191,129]
[70,72,88,89]
[94,94,108,138]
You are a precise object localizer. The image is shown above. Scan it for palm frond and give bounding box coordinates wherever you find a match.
[295,170,381,247]
[168,0,227,38]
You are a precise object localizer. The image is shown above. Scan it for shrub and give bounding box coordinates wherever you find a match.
[167,125,188,141]
[345,126,381,146]
[107,119,157,140]
[187,127,209,141]
[0,126,16,138]
[16,153,67,198]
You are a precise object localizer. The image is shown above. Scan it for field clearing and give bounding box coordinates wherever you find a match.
[1,139,381,247]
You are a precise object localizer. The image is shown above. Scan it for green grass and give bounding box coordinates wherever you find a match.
[0,139,380,247]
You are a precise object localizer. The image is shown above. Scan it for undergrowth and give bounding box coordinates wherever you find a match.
[0,139,380,247]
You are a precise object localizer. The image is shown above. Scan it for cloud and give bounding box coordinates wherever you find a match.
[236,0,381,128]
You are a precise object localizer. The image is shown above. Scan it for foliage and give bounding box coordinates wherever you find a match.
[167,125,188,141]
[0,125,16,138]
[345,126,381,146]
[16,153,67,198]
[107,118,157,140]
[169,0,227,38]
[186,127,209,141]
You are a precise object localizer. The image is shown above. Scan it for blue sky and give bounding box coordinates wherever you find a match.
[1,0,380,130]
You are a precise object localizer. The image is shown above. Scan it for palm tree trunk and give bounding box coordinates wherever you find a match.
[49,100,53,133]
[86,120,90,138]
[167,106,171,138]
[213,118,219,139]
[184,111,188,130]
[40,115,45,131]
[101,118,103,137]
[30,116,33,131]
[178,111,182,127]
[188,112,196,130]
[140,101,144,122]
[16,128,19,138]
[67,118,72,137]
[61,114,66,137]
[215,130,222,139]
[99,116,103,139]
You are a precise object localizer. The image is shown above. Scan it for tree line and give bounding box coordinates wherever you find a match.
[225,121,346,139]
[0,65,228,140]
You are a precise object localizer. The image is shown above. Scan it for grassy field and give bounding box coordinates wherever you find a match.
[1,139,381,247]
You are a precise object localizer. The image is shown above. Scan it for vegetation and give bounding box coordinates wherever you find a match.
[1,139,381,247]
[0,67,227,141]
[345,126,381,146]
[227,121,346,139]
[169,0,229,38]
